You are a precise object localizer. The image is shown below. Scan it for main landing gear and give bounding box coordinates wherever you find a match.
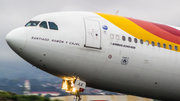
[61,79,86,101]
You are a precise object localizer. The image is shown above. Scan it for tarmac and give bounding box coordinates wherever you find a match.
[51,95,154,101]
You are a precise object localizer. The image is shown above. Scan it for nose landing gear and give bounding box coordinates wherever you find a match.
[73,92,81,101]
[61,79,86,101]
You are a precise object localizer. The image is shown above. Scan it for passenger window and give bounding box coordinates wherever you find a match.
[25,21,40,26]
[163,44,166,48]
[140,39,143,44]
[128,37,132,42]
[39,21,48,29]
[116,35,120,40]
[110,34,114,39]
[134,38,138,43]
[175,46,178,51]
[151,41,155,46]
[48,22,58,30]
[122,36,126,41]
[169,45,172,50]
[146,40,149,45]
[157,42,161,47]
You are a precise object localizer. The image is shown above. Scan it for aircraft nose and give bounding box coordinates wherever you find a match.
[6,27,26,52]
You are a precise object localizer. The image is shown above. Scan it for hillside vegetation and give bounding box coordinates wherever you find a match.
[0,91,61,101]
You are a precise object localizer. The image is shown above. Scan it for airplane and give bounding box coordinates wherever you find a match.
[5,11,180,101]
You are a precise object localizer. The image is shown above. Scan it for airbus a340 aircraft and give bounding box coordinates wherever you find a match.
[6,11,180,101]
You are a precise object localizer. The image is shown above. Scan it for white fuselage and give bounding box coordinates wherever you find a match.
[6,11,180,101]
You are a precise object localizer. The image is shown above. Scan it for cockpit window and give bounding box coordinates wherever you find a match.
[48,22,58,30]
[39,21,48,29]
[25,21,40,27]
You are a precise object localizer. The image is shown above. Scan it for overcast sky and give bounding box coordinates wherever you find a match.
[1,0,180,76]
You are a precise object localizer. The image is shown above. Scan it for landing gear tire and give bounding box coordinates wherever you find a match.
[73,96,77,101]
[74,92,81,101]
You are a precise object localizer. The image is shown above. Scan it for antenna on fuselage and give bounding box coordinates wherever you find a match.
[115,10,119,15]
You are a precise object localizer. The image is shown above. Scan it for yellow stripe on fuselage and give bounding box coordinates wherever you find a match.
[96,12,179,51]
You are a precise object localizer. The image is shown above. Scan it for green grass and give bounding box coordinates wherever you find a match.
[0,91,62,101]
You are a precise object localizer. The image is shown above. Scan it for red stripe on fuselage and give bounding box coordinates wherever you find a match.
[126,17,180,44]
[152,23,180,37]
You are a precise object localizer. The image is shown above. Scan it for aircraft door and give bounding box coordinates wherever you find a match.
[84,19,101,49]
